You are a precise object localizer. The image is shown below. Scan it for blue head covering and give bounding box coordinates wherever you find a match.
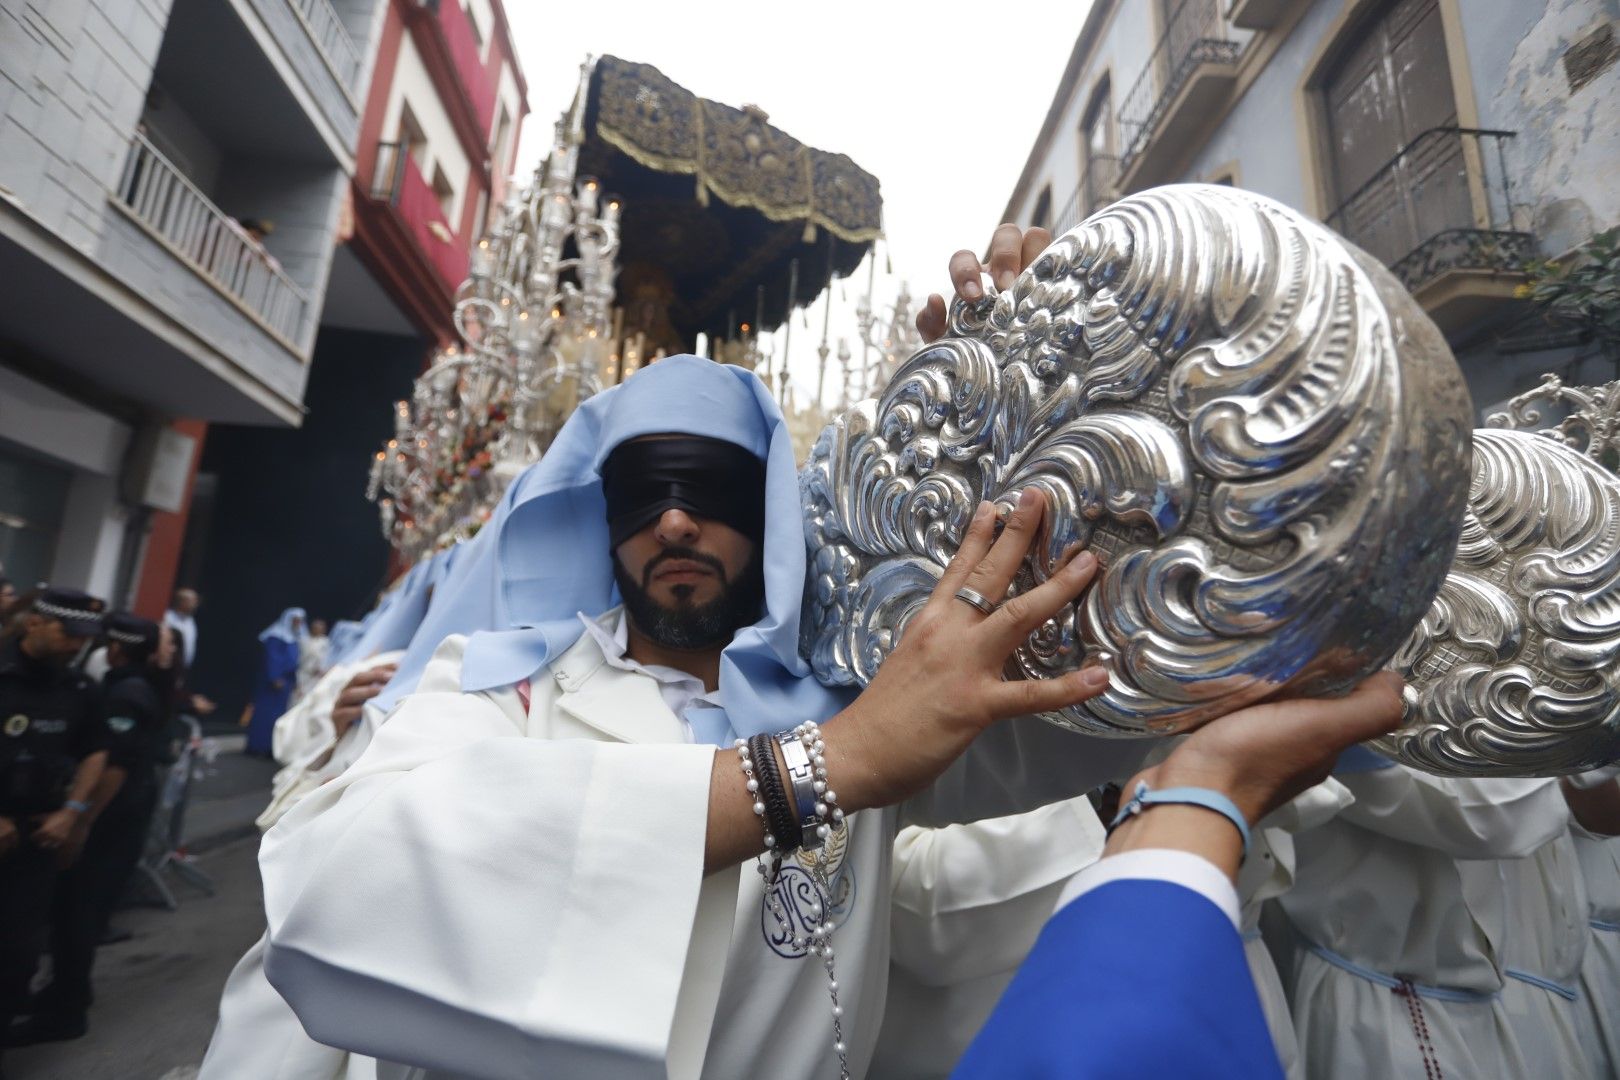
[372,511,505,712]
[459,354,855,746]
[259,607,307,645]
[341,550,453,663]
[325,620,366,666]
[370,456,558,715]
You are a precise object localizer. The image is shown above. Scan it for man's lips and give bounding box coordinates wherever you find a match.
[653,560,716,582]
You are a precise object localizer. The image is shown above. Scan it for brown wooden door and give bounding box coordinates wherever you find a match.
[1322,0,1466,266]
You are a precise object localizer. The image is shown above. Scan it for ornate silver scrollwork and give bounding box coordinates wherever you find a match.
[1486,373,1620,471]
[801,184,1475,736]
[1381,427,1620,775]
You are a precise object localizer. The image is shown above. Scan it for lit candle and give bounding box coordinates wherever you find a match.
[577,177,599,214]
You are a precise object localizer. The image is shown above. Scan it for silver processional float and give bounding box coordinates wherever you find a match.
[800,183,1620,778]
[368,61,1619,777]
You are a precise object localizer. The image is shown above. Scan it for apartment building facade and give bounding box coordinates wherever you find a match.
[1001,0,1618,415]
[179,0,527,711]
[0,0,386,598]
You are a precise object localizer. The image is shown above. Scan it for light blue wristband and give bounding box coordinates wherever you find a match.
[1108,781,1251,858]
[64,799,92,814]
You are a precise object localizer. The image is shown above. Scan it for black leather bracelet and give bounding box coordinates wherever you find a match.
[749,733,800,853]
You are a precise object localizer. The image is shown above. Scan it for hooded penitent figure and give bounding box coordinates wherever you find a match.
[322,619,364,670]
[270,551,453,770]
[249,356,1146,1080]
[1278,762,1581,1080]
[245,607,305,756]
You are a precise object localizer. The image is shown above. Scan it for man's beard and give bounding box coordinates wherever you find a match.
[614,546,765,651]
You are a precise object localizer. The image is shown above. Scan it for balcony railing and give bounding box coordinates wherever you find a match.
[1325,128,1535,294]
[114,132,310,346]
[1117,0,1241,173]
[289,0,363,92]
[433,0,496,135]
[1049,156,1121,238]
[373,141,469,292]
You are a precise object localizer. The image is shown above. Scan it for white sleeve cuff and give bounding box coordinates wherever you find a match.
[1568,763,1620,790]
[1054,849,1241,931]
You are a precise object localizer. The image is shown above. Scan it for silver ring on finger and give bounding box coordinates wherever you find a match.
[954,586,999,617]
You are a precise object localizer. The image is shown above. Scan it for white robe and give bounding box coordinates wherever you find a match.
[1236,778,1352,1080]
[871,795,1106,1080]
[1572,823,1620,1075]
[202,690,397,1080]
[297,634,331,701]
[1280,768,1570,1080]
[1490,827,1591,1080]
[271,651,403,767]
[253,618,1149,1080]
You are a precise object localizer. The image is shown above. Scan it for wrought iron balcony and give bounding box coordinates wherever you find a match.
[1117,0,1242,184]
[113,132,310,346]
[1051,155,1120,236]
[372,141,470,292]
[1324,128,1535,295]
[289,0,363,92]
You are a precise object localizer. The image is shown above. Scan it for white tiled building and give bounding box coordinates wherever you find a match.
[1001,0,1619,416]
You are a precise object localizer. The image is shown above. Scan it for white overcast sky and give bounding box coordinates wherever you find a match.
[505,0,1093,409]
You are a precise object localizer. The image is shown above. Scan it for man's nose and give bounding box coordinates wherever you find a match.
[654,507,701,545]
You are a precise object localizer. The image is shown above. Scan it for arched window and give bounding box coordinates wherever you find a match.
[1030,185,1053,230]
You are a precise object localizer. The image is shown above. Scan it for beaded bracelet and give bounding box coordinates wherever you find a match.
[753,717,850,1080]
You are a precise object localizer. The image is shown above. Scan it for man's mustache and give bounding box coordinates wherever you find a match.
[643,547,729,588]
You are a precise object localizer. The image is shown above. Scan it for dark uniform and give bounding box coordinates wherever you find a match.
[31,617,169,1034]
[0,614,107,1041]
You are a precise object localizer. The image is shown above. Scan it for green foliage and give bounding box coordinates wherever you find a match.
[1520,227,1620,356]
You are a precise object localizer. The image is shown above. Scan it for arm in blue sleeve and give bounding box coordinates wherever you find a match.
[952,877,1282,1080]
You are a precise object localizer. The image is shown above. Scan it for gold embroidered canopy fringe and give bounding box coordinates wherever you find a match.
[591,55,883,247]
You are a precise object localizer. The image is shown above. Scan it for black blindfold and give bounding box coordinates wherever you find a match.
[601,436,767,549]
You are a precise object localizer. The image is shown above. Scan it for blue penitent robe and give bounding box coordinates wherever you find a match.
[248,635,301,755]
[953,875,1282,1079]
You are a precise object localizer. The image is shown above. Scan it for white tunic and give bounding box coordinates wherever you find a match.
[297,634,331,701]
[1572,823,1620,1075]
[871,795,1106,1079]
[204,677,402,1080]
[1490,825,1591,1080]
[1236,778,1352,1080]
[205,621,728,1080]
[1280,768,1570,1080]
[271,651,404,768]
[255,615,1149,1080]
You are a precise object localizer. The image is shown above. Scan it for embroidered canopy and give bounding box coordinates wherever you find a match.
[579,55,883,344]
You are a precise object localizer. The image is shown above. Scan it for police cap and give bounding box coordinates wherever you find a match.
[105,612,161,651]
[33,588,107,638]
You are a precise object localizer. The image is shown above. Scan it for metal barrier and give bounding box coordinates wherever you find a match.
[136,716,215,909]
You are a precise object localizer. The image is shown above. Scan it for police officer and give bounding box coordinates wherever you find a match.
[0,589,107,1069]
[12,613,172,1045]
